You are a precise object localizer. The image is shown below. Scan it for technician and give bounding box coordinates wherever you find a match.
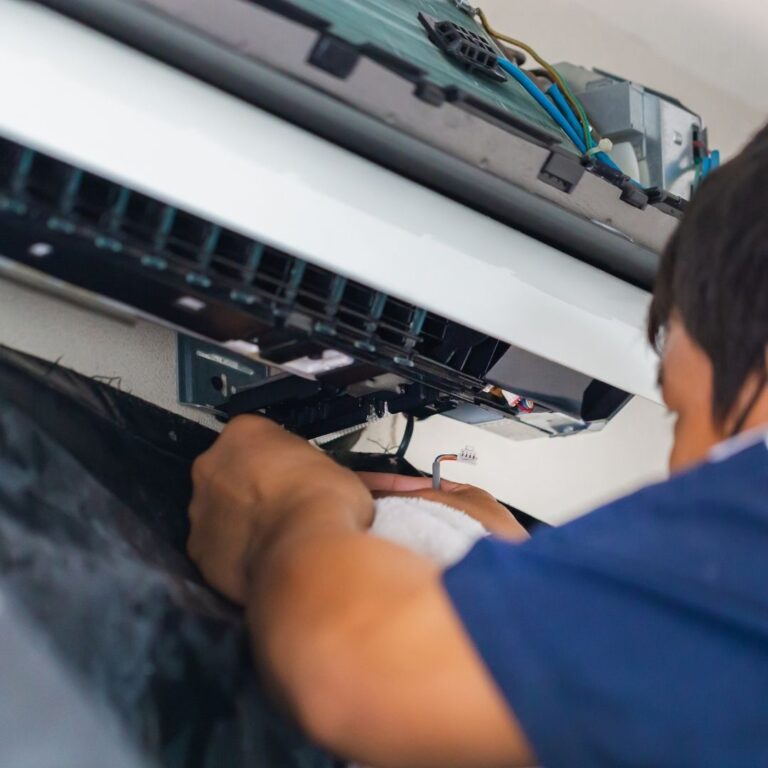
[187,125,768,767]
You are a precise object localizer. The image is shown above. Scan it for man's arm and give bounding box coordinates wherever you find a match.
[188,417,535,768]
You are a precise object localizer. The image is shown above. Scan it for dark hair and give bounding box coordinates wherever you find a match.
[648,124,768,424]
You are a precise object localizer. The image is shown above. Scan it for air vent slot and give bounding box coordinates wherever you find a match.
[378,298,418,347]
[337,282,378,333]
[166,211,214,263]
[25,154,73,206]
[0,141,22,191]
[252,249,296,300]
[121,193,168,243]
[0,136,509,385]
[210,231,255,282]
[73,174,120,226]
[297,265,338,314]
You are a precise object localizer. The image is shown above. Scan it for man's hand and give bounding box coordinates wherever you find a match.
[358,473,530,542]
[188,416,373,603]
[187,419,535,767]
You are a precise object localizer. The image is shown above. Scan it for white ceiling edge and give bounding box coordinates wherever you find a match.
[0,0,661,402]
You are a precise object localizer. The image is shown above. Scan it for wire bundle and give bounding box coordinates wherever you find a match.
[476,9,591,148]
[471,7,627,176]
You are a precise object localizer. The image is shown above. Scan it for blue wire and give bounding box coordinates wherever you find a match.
[548,84,627,175]
[498,57,641,184]
[496,58,587,153]
[595,152,624,174]
[548,84,590,147]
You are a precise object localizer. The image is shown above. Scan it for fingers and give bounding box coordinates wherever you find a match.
[357,473,434,492]
[370,489,471,508]
[371,489,437,500]
[433,479,463,492]
[357,473,470,493]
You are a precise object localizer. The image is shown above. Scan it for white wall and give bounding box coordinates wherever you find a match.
[0,272,219,429]
[359,401,673,526]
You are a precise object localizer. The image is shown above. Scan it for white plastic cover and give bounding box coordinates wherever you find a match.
[0,0,661,402]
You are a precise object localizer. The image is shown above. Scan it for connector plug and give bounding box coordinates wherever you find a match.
[458,446,478,465]
[454,0,478,15]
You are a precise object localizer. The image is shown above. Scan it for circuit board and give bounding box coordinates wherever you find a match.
[283,0,573,146]
[29,0,676,280]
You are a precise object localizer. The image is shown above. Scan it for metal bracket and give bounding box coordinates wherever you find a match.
[177,334,268,412]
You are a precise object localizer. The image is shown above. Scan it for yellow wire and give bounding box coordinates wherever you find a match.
[476,8,593,151]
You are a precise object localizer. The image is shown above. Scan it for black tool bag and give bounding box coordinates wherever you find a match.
[0,345,335,768]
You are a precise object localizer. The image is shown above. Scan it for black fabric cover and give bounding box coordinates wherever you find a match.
[0,345,334,768]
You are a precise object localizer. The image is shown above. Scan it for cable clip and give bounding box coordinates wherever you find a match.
[586,138,614,158]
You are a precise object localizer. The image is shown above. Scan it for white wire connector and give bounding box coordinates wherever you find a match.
[586,137,614,157]
[454,0,478,15]
[458,445,478,465]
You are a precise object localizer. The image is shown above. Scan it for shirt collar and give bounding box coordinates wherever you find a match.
[709,425,768,462]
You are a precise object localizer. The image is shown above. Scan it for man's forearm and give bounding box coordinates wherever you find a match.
[240,498,530,768]
[243,492,439,750]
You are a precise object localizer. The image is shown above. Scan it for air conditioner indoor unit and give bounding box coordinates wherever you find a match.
[0,0,704,443]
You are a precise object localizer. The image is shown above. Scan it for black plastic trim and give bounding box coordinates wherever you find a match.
[539,148,585,194]
[243,0,329,31]
[31,0,660,289]
[308,34,360,79]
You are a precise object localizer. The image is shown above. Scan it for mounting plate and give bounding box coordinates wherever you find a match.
[177,334,269,412]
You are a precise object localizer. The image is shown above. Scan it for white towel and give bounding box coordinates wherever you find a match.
[370,496,488,567]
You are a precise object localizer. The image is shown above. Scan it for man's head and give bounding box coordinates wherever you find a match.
[649,125,768,472]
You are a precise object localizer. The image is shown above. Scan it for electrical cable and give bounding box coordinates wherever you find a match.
[475,7,642,182]
[501,59,634,180]
[548,84,586,143]
[595,151,625,174]
[396,414,415,460]
[549,78,633,177]
[497,58,587,153]
[476,7,593,151]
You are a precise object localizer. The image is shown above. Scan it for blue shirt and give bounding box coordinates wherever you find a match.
[443,434,768,767]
